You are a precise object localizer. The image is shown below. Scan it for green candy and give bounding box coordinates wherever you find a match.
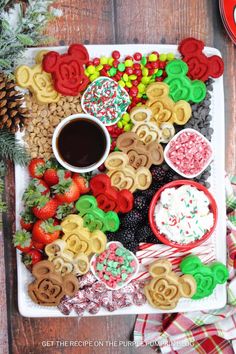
[76,195,120,233]
[141,56,147,65]
[121,273,128,281]
[180,255,229,300]
[109,67,117,76]
[113,261,118,268]
[164,59,207,103]
[156,69,163,77]
[104,274,110,280]
[96,263,104,271]
[116,247,124,256]
[118,63,125,72]
[127,267,134,273]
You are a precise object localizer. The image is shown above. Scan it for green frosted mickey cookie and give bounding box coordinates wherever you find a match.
[164,59,206,103]
[75,195,120,233]
[180,255,229,300]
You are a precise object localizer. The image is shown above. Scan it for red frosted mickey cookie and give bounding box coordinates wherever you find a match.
[90,174,134,213]
[42,44,90,96]
[179,37,224,82]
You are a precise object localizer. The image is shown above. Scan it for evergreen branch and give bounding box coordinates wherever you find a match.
[0,130,29,166]
[0,0,62,74]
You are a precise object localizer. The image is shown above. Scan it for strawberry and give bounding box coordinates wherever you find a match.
[56,202,75,220]
[44,168,59,186]
[32,198,58,220]
[28,158,46,179]
[20,207,36,231]
[32,240,44,250]
[23,179,50,207]
[72,173,90,194]
[53,171,80,204]
[22,249,43,268]
[13,230,33,252]
[32,219,61,244]
[44,168,71,186]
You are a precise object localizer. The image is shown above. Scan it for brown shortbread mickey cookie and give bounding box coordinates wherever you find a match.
[28,260,79,306]
[105,151,152,193]
[144,259,196,310]
[116,132,164,169]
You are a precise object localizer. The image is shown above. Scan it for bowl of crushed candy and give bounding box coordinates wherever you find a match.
[149,180,218,250]
[90,242,140,290]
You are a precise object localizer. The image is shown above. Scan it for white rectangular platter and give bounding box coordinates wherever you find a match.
[15,44,226,317]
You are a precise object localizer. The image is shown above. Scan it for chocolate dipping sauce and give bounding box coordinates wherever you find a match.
[56,118,107,168]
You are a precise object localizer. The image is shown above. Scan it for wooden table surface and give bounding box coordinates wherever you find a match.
[0,1,235,353]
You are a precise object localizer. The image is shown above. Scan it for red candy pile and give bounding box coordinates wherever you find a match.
[166,129,213,177]
[58,272,146,316]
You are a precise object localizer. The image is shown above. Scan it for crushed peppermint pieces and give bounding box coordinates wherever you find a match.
[165,129,213,177]
[154,185,214,244]
[82,77,130,125]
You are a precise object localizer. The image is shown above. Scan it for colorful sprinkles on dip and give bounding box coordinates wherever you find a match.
[154,185,214,244]
[81,77,130,126]
[165,129,213,178]
[91,242,139,289]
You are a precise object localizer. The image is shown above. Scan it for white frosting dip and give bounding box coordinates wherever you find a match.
[154,185,214,244]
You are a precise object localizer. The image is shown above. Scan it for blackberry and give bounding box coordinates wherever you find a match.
[106,231,119,242]
[147,232,160,244]
[134,195,148,211]
[122,233,139,253]
[120,210,144,230]
[116,228,135,240]
[138,188,156,202]
[135,224,154,242]
[150,165,166,182]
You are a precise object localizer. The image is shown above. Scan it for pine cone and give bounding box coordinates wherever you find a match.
[0,72,29,133]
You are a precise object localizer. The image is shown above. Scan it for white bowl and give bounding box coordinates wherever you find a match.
[52,113,111,173]
[164,128,213,178]
[90,241,140,291]
[81,76,130,126]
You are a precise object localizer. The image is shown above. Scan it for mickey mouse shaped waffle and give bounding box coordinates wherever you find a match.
[105,151,152,193]
[116,131,164,169]
[28,260,79,306]
[144,259,196,310]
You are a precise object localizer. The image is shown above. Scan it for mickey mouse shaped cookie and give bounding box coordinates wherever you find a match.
[42,44,89,96]
[179,37,224,82]
[116,132,164,169]
[45,239,90,276]
[61,214,107,256]
[90,174,134,213]
[15,50,61,104]
[180,255,229,299]
[105,151,152,193]
[75,195,120,232]
[164,59,207,103]
[28,260,79,306]
[144,259,196,310]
